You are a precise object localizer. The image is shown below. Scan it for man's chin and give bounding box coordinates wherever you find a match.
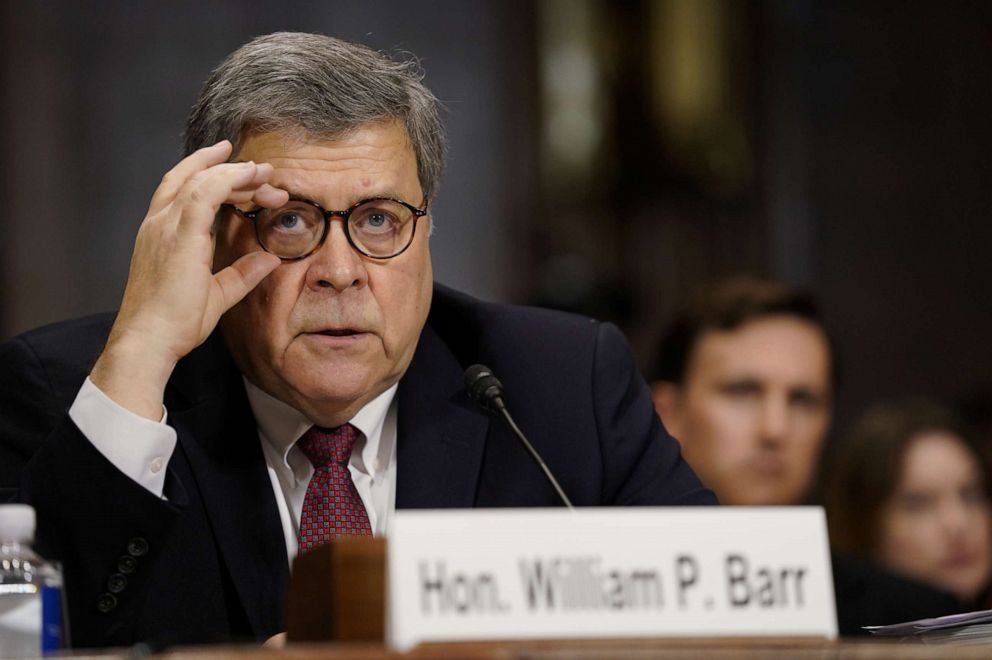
[291,376,373,407]
[721,480,800,507]
[284,368,393,424]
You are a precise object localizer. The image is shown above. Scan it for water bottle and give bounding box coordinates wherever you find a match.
[0,504,66,657]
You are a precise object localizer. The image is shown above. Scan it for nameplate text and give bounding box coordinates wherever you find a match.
[386,507,836,650]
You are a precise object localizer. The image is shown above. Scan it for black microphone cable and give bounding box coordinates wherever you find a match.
[463,364,574,510]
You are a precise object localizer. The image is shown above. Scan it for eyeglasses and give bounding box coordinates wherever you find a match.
[222,197,429,260]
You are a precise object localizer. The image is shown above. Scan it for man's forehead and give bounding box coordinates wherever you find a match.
[234,119,412,155]
[237,125,412,160]
[234,123,421,202]
[689,316,831,384]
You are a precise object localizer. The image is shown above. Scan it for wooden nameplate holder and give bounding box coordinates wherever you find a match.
[285,537,387,642]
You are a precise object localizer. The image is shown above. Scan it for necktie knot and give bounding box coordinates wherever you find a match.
[297,424,359,468]
[296,422,371,551]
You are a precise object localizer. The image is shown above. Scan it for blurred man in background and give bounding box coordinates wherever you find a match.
[648,276,962,633]
[650,276,832,506]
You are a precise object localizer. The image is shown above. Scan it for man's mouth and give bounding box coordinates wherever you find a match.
[317,329,360,337]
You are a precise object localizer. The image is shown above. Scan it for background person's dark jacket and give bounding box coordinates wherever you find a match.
[832,553,963,636]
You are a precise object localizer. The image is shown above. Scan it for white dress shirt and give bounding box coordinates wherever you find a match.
[68,376,398,563]
[244,378,397,560]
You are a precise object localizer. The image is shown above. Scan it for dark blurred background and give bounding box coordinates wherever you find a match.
[2,0,990,435]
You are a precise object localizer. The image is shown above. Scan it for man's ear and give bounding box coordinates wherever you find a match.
[650,381,684,441]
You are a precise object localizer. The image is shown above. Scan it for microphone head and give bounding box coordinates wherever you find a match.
[464,363,505,412]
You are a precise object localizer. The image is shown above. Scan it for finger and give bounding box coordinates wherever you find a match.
[227,161,275,189]
[148,141,233,216]
[223,181,285,202]
[187,161,276,202]
[218,184,290,208]
[175,161,267,237]
[251,183,290,209]
[209,251,282,319]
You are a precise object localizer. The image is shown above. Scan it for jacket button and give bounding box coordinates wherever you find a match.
[97,593,118,613]
[117,555,138,575]
[127,537,149,557]
[107,573,128,594]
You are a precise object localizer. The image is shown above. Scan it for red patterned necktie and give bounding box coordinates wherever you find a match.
[296,423,372,553]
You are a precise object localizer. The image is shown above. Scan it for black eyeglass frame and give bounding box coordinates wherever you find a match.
[222,197,429,261]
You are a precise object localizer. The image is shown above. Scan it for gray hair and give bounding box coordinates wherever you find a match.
[183,32,445,201]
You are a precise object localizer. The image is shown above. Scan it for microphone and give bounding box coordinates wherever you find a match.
[463,364,574,509]
[463,364,506,412]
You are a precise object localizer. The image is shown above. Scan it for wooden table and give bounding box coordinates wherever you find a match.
[63,637,992,660]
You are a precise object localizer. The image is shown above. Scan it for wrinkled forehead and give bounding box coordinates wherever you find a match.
[231,119,414,161]
[233,122,423,205]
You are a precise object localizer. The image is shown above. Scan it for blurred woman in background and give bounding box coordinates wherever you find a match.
[822,398,992,608]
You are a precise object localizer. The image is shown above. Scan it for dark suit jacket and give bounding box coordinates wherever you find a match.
[831,553,962,636]
[0,284,713,649]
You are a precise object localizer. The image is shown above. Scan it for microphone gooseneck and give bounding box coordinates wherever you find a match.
[463,364,574,509]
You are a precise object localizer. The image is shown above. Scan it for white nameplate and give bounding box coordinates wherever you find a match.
[386,507,836,651]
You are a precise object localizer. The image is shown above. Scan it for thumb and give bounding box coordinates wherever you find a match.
[212,251,282,313]
[263,633,287,649]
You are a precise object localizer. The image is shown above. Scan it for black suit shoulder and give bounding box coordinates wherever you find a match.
[0,313,115,500]
[428,283,600,364]
[426,284,715,507]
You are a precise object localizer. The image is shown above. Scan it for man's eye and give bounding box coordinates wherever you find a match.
[354,208,399,234]
[366,212,388,228]
[898,492,934,513]
[266,210,314,233]
[278,213,302,229]
[720,381,761,397]
[790,390,826,410]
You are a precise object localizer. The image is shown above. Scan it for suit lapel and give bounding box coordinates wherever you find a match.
[166,335,288,639]
[396,323,491,509]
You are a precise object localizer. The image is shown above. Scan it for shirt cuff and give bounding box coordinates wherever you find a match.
[68,377,177,498]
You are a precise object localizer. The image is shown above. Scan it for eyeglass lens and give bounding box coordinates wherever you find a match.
[255,199,418,259]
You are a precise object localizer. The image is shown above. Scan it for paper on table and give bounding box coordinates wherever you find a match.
[865,609,992,635]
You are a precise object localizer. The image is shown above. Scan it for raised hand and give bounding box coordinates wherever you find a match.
[90,141,288,420]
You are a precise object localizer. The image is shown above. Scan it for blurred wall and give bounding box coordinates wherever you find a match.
[801,2,992,432]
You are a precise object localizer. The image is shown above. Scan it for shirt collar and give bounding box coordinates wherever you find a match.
[243,377,398,477]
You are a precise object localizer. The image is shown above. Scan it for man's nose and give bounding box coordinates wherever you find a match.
[305,221,368,292]
[758,395,790,444]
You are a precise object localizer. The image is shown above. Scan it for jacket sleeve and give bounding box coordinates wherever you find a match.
[0,334,184,647]
[591,322,717,506]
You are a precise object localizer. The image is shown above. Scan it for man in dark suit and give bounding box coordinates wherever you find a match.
[647,276,960,634]
[0,32,712,649]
